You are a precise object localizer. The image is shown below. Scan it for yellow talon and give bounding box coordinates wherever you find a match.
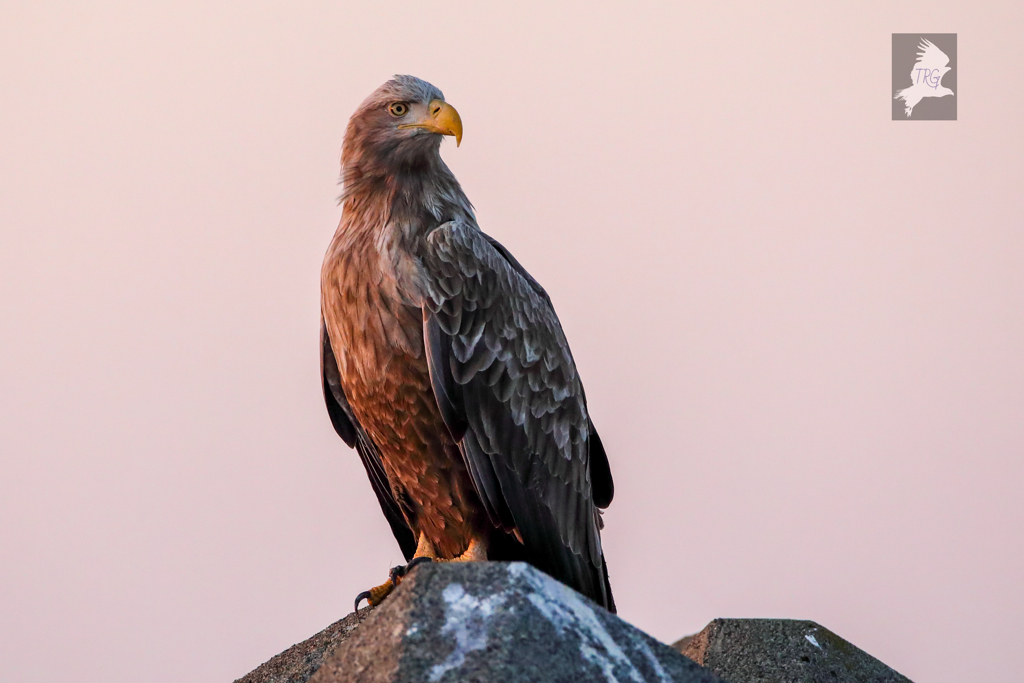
[354,556,434,611]
[368,578,395,606]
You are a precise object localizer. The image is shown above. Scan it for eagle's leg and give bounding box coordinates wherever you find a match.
[435,533,488,562]
[353,533,489,611]
[353,533,437,611]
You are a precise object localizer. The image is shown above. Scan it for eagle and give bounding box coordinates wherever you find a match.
[894,38,954,118]
[320,75,615,613]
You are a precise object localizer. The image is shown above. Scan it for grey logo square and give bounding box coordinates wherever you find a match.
[892,33,956,120]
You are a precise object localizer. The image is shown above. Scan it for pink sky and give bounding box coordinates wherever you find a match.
[1,2,1022,682]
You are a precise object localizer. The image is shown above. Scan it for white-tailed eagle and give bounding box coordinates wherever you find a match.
[320,76,615,612]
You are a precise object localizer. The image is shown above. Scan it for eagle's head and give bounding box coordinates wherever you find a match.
[342,75,462,176]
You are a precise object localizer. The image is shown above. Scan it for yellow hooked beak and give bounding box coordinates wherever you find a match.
[399,99,463,147]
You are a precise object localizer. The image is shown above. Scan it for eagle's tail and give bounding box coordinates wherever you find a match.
[894,87,915,117]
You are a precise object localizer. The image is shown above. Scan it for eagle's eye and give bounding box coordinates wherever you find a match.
[388,102,409,117]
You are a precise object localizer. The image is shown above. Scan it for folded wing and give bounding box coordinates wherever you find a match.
[421,221,615,611]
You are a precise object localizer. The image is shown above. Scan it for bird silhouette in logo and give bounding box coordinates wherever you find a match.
[894,38,954,117]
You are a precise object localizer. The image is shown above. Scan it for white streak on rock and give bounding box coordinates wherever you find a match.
[428,583,507,682]
[508,564,645,683]
[636,638,674,683]
[805,634,821,649]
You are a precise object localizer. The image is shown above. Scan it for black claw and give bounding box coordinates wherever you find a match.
[407,556,434,571]
[388,557,433,584]
[354,590,372,612]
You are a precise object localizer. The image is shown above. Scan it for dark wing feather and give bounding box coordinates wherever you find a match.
[321,319,417,560]
[421,221,615,611]
[587,422,614,509]
[484,233,614,509]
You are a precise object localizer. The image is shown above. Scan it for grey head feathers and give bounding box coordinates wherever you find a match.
[342,75,448,179]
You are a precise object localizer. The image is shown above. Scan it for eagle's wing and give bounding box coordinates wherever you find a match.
[915,38,950,70]
[321,318,417,560]
[420,220,614,611]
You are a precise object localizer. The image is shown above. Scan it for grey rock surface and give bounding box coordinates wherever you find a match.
[303,561,723,683]
[674,618,913,683]
[235,608,372,683]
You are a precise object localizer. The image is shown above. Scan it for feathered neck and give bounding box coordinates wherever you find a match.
[338,143,475,247]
